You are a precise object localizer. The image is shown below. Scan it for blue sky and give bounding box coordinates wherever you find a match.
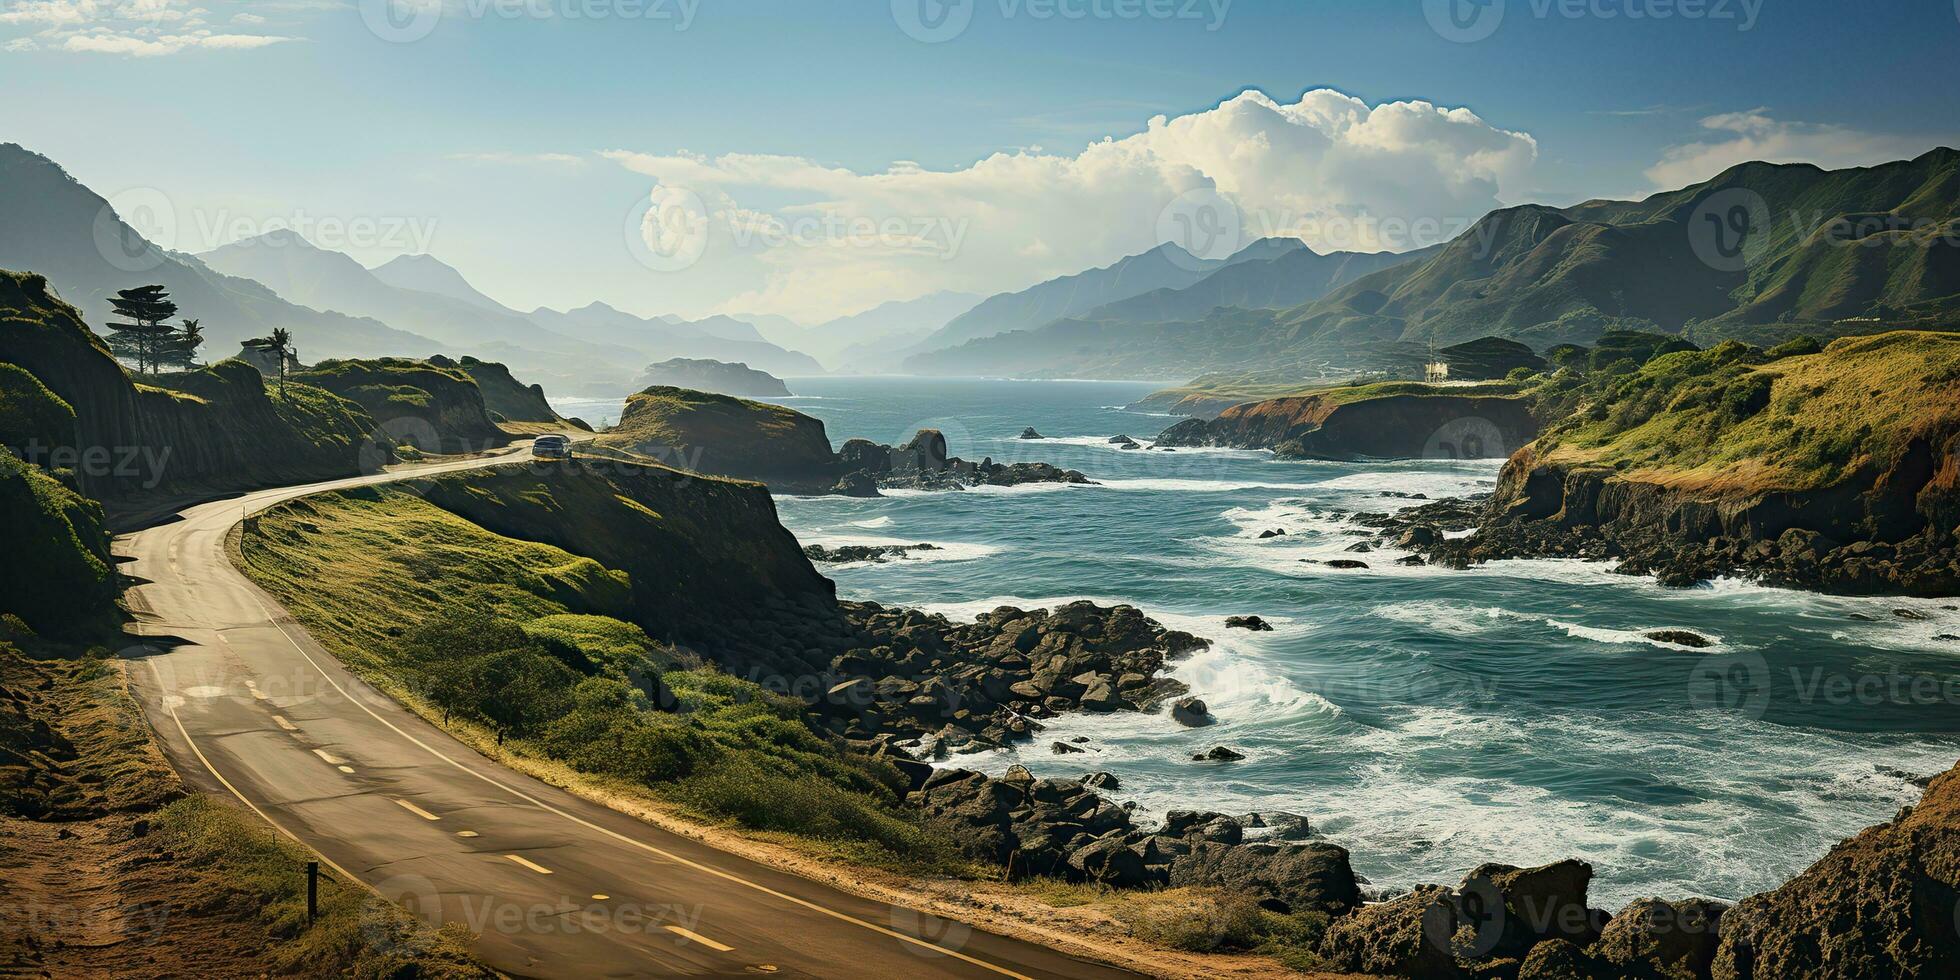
[2,0,1956,321]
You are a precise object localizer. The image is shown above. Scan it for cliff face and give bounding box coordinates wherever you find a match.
[0,270,380,499]
[441,355,562,424]
[1157,387,1539,460]
[1712,762,1960,979]
[0,450,114,635]
[1449,333,1960,594]
[403,458,836,677]
[292,357,506,454]
[601,385,841,488]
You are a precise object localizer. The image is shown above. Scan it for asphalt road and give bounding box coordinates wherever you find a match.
[116,444,1141,979]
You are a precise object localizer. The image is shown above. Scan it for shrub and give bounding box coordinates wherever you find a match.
[1126,892,1267,952]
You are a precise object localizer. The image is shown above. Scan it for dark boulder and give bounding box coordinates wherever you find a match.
[1316,885,1463,979]
[1258,528,1288,539]
[1591,897,1725,979]
[1459,860,1605,958]
[1018,427,1044,440]
[1170,696,1213,727]
[1169,840,1362,916]
[1224,615,1274,631]
[1644,629,1714,648]
[1324,559,1370,569]
[1193,745,1245,762]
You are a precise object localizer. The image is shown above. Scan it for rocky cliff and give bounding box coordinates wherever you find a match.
[439,355,565,425]
[635,357,792,398]
[0,269,382,500]
[0,449,114,635]
[600,387,1089,495]
[1436,333,1960,594]
[1156,383,1539,460]
[292,356,508,454]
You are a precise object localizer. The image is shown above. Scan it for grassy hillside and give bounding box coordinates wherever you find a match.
[235,468,958,870]
[0,450,114,635]
[439,354,565,424]
[599,385,839,483]
[1537,331,1960,494]
[292,356,506,453]
[2,269,386,498]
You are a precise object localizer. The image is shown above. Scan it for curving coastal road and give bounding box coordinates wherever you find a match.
[114,445,1140,979]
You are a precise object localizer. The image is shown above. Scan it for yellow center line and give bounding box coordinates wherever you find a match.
[272,716,298,731]
[504,854,553,875]
[311,748,345,765]
[395,798,440,821]
[456,830,479,838]
[337,765,356,774]
[230,463,1036,980]
[664,925,734,952]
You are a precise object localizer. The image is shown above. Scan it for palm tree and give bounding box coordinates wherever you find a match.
[160,318,204,371]
[244,327,295,396]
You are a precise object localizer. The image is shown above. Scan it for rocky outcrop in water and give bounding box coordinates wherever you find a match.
[815,600,1203,752]
[600,388,1090,496]
[1155,388,1539,460]
[802,543,940,563]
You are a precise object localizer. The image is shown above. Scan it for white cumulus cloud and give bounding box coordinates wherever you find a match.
[604,87,1539,321]
[1646,109,1943,189]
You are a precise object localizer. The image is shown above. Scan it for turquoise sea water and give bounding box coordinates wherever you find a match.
[555,377,1960,907]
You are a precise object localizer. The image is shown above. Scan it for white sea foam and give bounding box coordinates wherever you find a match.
[848,516,895,528]
[1094,477,1327,493]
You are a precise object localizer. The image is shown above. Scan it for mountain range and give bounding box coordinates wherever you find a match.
[903,148,1960,380]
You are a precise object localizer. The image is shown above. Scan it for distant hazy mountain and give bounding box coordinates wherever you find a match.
[720,312,805,349]
[904,148,1960,380]
[370,253,511,312]
[526,303,823,377]
[0,143,440,361]
[907,242,1237,354]
[786,291,981,371]
[1078,243,1437,325]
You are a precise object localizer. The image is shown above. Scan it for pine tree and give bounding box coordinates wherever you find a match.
[103,285,180,375]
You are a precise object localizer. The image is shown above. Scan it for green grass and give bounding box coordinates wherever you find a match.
[155,795,490,978]
[234,479,965,874]
[0,449,115,635]
[1538,330,1960,492]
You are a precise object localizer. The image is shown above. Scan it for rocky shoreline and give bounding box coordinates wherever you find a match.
[808,597,1879,979]
[1154,389,1538,460]
[831,429,1093,497]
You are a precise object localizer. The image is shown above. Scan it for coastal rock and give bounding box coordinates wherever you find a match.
[1018,427,1045,439]
[1224,615,1273,631]
[1643,629,1714,648]
[1082,771,1119,791]
[1154,389,1538,461]
[1590,898,1726,978]
[802,543,939,564]
[1324,559,1370,569]
[1168,840,1363,916]
[1460,859,1605,957]
[1170,697,1213,727]
[1316,886,1463,979]
[1193,745,1245,762]
[1710,764,1960,979]
[1258,528,1288,539]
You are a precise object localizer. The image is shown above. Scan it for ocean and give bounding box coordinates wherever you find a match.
[554,376,1960,907]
